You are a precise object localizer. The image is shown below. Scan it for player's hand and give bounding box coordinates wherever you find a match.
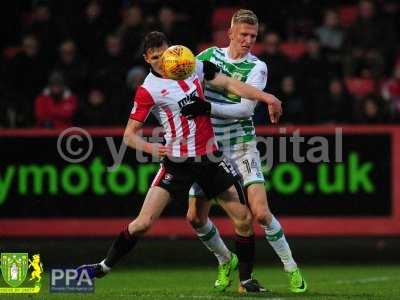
[144,143,171,157]
[267,97,282,124]
[181,96,211,119]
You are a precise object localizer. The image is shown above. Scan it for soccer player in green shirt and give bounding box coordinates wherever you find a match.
[183,9,307,293]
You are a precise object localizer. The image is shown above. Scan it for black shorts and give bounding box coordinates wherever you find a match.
[152,151,245,202]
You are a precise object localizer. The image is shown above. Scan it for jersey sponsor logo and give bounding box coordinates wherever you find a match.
[231,72,243,81]
[177,90,197,109]
[219,158,238,176]
[161,89,169,96]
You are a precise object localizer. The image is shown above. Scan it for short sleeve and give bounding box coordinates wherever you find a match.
[241,61,268,111]
[129,86,155,122]
[195,59,205,82]
[246,61,268,91]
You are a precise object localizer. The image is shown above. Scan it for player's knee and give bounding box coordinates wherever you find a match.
[233,210,253,235]
[252,208,273,225]
[186,211,207,228]
[253,210,268,224]
[129,218,153,235]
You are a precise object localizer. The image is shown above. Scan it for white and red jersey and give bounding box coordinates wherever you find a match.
[130,60,218,157]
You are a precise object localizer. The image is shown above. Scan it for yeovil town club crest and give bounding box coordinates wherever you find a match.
[0,253,42,293]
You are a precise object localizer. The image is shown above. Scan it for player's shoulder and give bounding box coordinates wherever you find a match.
[248,53,267,69]
[197,46,219,60]
[141,72,164,91]
[246,53,268,76]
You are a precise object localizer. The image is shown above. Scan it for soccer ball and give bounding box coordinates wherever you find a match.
[161,45,196,80]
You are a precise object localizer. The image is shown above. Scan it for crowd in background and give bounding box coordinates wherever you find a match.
[0,0,399,128]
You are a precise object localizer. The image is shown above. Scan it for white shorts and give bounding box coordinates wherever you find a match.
[189,141,265,197]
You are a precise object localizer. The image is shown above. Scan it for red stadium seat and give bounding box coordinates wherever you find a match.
[212,30,230,48]
[345,77,376,97]
[3,47,22,61]
[197,42,213,54]
[338,5,359,27]
[280,41,307,61]
[211,7,239,30]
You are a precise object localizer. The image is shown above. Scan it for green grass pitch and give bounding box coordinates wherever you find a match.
[2,265,400,300]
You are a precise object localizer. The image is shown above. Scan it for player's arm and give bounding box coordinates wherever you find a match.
[209,73,280,105]
[208,62,269,119]
[123,119,169,156]
[125,86,170,157]
[184,61,281,122]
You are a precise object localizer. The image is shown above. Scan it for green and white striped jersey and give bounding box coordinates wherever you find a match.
[197,47,268,146]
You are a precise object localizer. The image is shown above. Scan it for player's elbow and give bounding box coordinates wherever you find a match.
[123,120,140,145]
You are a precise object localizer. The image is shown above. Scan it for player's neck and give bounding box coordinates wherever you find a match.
[150,67,163,78]
[227,46,246,60]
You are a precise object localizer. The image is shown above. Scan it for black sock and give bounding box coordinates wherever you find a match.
[235,234,255,282]
[104,226,138,268]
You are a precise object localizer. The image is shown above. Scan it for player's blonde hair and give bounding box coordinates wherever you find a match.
[231,9,258,27]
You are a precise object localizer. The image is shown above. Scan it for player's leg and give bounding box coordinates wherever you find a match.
[246,184,306,292]
[247,183,297,270]
[217,185,266,293]
[196,153,265,292]
[186,193,238,291]
[186,192,232,266]
[239,143,307,292]
[77,186,171,279]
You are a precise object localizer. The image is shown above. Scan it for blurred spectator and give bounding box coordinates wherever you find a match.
[24,0,66,62]
[72,0,108,59]
[126,66,146,93]
[278,76,305,124]
[156,6,195,51]
[54,39,88,94]
[382,64,400,120]
[315,9,344,53]
[3,34,50,126]
[92,34,131,124]
[354,94,387,123]
[347,0,395,53]
[118,5,145,63]
[298,36,337,95]
[92,34,129,94]
[345,0,395,76]
[34,71,78,128]
[315,78,353,123]
[76,87,111,126]
[1,0,398,126]
[258,32,291,93]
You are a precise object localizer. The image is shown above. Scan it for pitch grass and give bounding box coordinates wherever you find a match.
[3,265,400,300]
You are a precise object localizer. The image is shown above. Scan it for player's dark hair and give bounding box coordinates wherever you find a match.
[143,31,170,54]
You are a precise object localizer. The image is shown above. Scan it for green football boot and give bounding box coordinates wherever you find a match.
[288,268,307,293]
[214,253,239,292]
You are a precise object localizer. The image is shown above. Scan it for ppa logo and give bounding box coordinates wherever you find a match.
[50,269,94,293]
